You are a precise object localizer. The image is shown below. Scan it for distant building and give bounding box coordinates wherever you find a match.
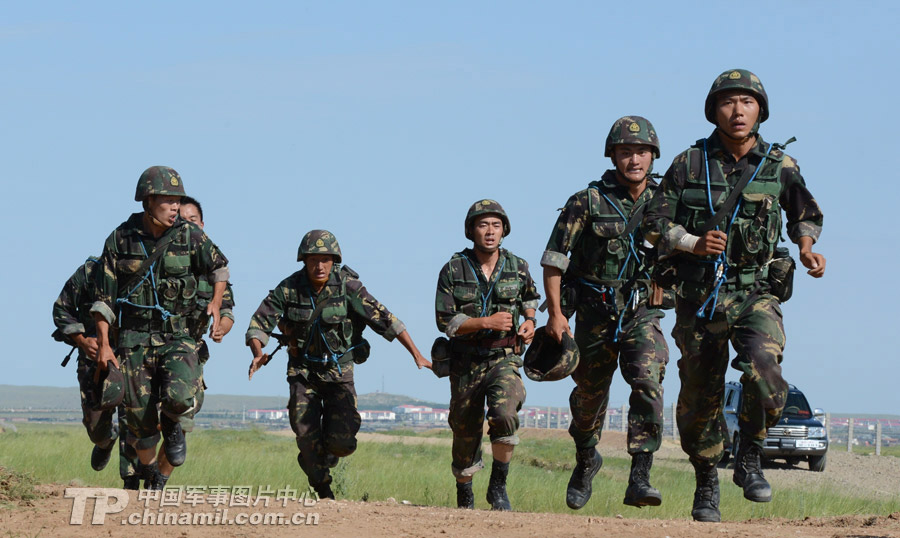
[360,410,396,421]
[248,409,287,421]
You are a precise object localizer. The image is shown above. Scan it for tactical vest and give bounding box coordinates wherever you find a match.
[281,266,357,366]
[580,180,654,283]
[115,221,199,336]
[189,277,214,340]
[447,250,521,342]
[675,139,786,287]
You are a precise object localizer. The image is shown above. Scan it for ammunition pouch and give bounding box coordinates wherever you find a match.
[350,339,371,364]
[766,247,795,303]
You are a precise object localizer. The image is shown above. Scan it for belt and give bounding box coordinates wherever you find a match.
[118,314,189,335]
[450,334,518,357]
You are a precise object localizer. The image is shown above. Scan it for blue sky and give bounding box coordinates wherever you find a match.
[3,2,897,414]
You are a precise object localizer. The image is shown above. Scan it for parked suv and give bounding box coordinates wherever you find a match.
[723,382,828,472]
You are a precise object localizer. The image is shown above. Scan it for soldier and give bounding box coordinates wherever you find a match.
[247,230,431,500]
[435,200,540,511]
[51,257,127,479]
[91,166,230,490]
[541,117,670,510]
[642,69,826,522]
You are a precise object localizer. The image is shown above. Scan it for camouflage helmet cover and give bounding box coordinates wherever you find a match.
[604,116,660,158]
[94,363,125,411]
[464,199,511,240]
[523,327,580,382]
[134,166,186,201]
[705,69,769,125]
[298,229,342,263]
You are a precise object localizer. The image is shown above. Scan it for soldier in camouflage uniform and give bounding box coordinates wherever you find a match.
[541,116,670,510]
[435,200,540,511]
[52,257,128,478]
[92,166,230,490]
[247,230,431,500]
[642,69,826,522]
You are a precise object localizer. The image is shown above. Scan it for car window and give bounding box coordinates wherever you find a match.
[782,391,812,417]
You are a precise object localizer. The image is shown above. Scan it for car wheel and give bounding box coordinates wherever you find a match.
[808,454,826,472]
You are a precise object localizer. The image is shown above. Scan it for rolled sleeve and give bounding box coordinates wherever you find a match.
[210,267,230,283]
[90,301,116,325]
[245,328,269,347]
[540,250,570,272]
[445,313,470,338]
[61,323,86,336]
[382,318,406,342]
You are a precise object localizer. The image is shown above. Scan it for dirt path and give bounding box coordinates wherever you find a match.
[1,484,898,538]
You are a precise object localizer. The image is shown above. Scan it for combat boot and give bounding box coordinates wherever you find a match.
[313,482,335,500]
[623,452,662,507]
[122,476,140,490]
[91,423,117,471]
[139,462,169,491]
[485,460,511,511]
[91,443,114,472]
[160,414,186,467]
[691,464,720,522]
[733,437,771,502]
[456,481,474,509]
[566,447,602,510]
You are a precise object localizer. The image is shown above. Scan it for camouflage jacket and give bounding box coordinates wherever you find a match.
[542,170,658,285]
[190,278,236,341]
[246,265,405,376]
[435,248,540,341]
[642,131,823,291]
[52,257,100,347]
[91,213,230,348]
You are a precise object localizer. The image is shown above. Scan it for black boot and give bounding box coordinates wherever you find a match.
[91,443,114,472]
[733,437,772,502]
[623,452,662,507]
[151,471,170,491]
[122,476,140,490]
[160,415,186,467]
[485,460,511,511]
[566,447,602,510]
[139,462,168,490]
[456,481,474,509]
[91,423,118,471]
[313,482,335,500]
[691,464,720,522]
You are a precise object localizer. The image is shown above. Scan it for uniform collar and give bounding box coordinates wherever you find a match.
[707,130,770,163]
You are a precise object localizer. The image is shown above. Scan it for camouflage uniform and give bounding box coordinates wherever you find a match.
[246,264,406,489]
[543,169,669,455]
[435,247,540,478]
[643,130,823,468]
[91,213,229,450]
[52,257,120,452]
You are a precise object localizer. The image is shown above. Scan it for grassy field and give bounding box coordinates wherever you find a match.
[0,424,897,521]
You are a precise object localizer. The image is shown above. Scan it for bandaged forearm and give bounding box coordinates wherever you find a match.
[675,233,700,253]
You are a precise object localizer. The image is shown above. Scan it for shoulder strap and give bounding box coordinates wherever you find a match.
[696,140,776,235]
[623,203,646,235]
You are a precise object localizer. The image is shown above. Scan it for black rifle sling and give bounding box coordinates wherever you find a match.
[696,153,761,235]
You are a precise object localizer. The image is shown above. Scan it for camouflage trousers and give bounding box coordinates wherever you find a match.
[448,352,525,479]
[569,304,669,454]
[118,337,203,450]
[117,339,210,479]
[287,363,360,488]
[76,356,118,450]
[672,287,787,467]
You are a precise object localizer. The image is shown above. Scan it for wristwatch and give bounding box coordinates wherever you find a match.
[524,316,537,326]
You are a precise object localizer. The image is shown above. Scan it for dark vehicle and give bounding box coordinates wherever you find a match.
[723,382,828,472]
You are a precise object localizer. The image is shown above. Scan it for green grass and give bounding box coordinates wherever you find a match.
[0,424,897,521]
[841,444,900,457]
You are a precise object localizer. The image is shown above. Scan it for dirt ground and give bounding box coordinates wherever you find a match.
[2,428,898,537]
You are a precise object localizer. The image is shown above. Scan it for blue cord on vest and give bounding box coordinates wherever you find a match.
[596,189,649,342]
[462,255,508,318]
[115,239,174,325]
[696,139,772,319]
[299,291,359,375]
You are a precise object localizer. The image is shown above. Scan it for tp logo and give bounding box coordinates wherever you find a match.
[64,488,129,524]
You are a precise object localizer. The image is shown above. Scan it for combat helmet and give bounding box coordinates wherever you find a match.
[92,363,125,411]
[464,199,511,240]
[297,229,342,263]
[604,116,660,158]
[134,166,187,201]
[705,69,769,125]
[523,327,580,382]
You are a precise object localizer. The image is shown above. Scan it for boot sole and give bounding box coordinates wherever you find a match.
[623,494,662,507]
[733,473,772,502]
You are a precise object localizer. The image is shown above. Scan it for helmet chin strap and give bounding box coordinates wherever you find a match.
[717,123,760,143]
[613,158,653,183]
